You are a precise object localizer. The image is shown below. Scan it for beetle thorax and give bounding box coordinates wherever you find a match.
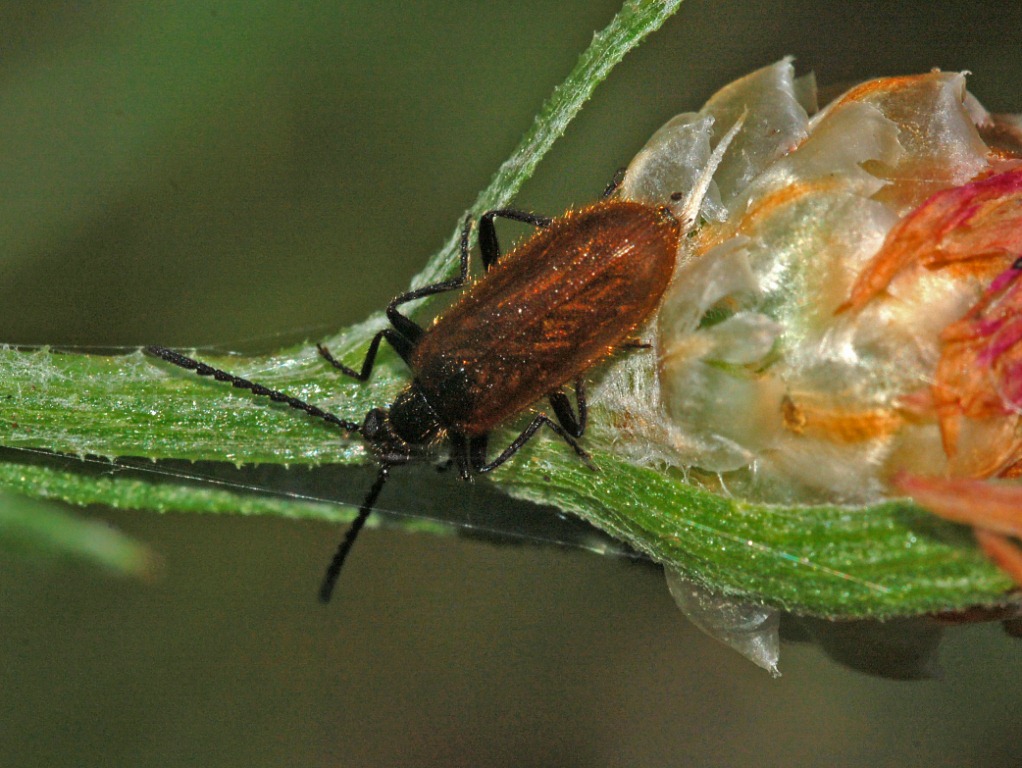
[382,384,445,451]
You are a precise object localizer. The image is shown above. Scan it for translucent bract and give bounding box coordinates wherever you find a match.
[606,58,1022,507]
[598,60,1022,666]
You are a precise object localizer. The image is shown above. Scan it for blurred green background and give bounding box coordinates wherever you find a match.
[3,1,1022,766]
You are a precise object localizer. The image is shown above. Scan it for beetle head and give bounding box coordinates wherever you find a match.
[361,385,443,464]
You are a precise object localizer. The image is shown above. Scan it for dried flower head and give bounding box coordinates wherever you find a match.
[598,59,1022,610]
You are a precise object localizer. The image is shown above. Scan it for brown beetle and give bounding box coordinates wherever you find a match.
[147,183,682,601]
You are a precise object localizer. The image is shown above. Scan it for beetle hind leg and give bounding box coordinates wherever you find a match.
[602,167,627,198]
[548,377,587,438]
[474,414,594,474]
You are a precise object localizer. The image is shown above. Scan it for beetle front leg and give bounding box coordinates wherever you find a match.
[317,327,416,380]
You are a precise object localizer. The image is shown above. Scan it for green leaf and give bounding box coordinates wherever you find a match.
[0,333,1013,619]
[498,443,1013,618]
[0,0,685,575]
[0,490,153,577]
[0,0,1013,619]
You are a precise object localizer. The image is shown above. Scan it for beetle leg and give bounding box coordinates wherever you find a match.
[479,209,553,271]
[619,338,653,350]
[383,282,459,345]
[353,215,480,347]
[467,435,489,478]
[548,377,587,438]
[475,413,595,474]
[320,217,481,367]
[602,167,627,199]
[443,432,474,480]
[317,324,418,380]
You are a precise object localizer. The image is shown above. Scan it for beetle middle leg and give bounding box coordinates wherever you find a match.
[478,209,553,271]
[479,169,626,271]
[319,214,491,375]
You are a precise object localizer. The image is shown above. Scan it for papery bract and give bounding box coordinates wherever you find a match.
[601,60,1022,665]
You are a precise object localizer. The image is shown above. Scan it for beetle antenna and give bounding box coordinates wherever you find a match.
[144,346,363,434]
[319,463,390,603]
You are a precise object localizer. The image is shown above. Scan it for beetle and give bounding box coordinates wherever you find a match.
[145,117,742,602]
[146,186,681,601]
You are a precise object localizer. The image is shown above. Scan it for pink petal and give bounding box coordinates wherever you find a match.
[841,168,1022,313]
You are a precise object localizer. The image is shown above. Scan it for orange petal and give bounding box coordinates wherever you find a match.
[841,167,1022,313]
[975,529,1022,587]
[893,472,1022,538]
[932,262,1022,472]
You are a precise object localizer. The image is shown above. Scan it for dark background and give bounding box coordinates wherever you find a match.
[2,1,1022,765]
